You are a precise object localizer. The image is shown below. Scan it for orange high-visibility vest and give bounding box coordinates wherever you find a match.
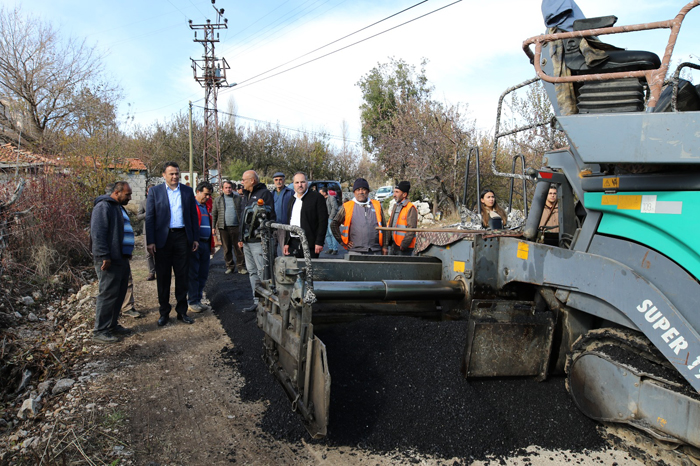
[339,200,383,247]
[392,201,416,249]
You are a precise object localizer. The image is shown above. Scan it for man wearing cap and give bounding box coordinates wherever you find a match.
[212,180,247,275]
[331,178,388,255]
[388,181,418,256]
[272,171,294,256]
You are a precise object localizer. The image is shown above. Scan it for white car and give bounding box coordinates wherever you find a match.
[375,185,393,201]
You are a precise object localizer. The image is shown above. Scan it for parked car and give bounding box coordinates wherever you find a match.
[374,185,393,201]
[288,180,343,206]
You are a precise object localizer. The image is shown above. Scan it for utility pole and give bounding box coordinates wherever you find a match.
[189,1,234,186]
[188,101,193,187]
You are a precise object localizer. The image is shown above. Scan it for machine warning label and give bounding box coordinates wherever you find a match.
[453,261,465,273]
[517,242,529,260]
[602,177,619,189]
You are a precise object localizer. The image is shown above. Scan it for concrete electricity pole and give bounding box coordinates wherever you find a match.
[189,0,234,185]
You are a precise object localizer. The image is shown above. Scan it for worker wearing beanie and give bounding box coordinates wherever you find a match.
[330,178,388,255]
[388,181,417,256]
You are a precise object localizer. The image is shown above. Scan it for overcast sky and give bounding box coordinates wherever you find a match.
[13,0,700,147]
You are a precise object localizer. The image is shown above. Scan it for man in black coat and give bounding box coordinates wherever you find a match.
[283,172,328,259]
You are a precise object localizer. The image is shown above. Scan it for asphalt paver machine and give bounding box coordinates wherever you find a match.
[250,2,700,460]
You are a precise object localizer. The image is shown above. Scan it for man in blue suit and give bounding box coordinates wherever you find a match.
[146,161,199,326]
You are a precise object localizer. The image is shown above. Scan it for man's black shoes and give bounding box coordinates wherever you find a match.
[157,316,169,326]
[177,314,195,324]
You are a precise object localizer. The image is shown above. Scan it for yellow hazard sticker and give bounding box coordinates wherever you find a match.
[601,195,618,205]
[617,195,642,210]
[602,177,620,189]
[517,242,529,260]
[453,261,465,273]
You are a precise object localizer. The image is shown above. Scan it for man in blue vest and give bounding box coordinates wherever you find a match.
[188,181,214,313]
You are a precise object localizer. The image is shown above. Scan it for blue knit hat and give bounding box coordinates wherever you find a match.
[353,178,370,191]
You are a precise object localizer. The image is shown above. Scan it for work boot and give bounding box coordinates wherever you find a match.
[239,268,248,275]
[123,309,142,318]
[188,303,205,313]
[92,332,118,344]
[225,269,233,274]
[111,325,133,336]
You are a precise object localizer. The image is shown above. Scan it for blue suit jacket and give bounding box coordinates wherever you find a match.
[145,183,199,249]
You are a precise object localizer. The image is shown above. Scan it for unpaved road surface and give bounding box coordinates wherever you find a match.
[79,247,644,465]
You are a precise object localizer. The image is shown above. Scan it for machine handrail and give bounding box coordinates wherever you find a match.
[462,146,481,210]
[266,222,317,304]
[522,0,700,109]
[508,154,528,217]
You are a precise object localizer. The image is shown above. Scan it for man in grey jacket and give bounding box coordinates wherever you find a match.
[90,181,134,343]
[319,187,339,255]
[212,180,246,274]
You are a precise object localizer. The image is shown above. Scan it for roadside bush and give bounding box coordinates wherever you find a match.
[1,173,95,291]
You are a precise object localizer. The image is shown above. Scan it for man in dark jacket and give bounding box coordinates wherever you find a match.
[283,172,328,258]
[237,170,276,312]
[212,180,246,274]
[272,171,294,256]
[90,181,134,343]
[146,161,199,326]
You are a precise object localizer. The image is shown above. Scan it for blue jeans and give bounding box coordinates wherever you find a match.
[325,219,339,251]
[188,240,211,305]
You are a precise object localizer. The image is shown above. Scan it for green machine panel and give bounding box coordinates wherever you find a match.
[585,191,700,280]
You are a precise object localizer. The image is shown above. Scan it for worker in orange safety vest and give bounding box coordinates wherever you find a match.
[330,178,388,255]
[388,181,417,256]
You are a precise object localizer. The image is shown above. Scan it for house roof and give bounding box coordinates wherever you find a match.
[0,142,147,172]
[0,143,56,168]
[124,158,147,171]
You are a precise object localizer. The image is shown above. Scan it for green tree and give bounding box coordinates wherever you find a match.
[357,58,431,160]
[357,58,478,215]
[224,158,253,181]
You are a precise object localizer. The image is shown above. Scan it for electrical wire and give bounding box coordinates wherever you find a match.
[191,104,361,143]
[223,0,323,56]
[231,0,428,83]
[228,0,293,41]
[225,0,338,60]
[226,0,462,91]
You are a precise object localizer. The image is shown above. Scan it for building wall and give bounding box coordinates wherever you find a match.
[125,171,147,212]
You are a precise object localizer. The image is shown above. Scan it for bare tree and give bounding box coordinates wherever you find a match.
[0,7,120,150]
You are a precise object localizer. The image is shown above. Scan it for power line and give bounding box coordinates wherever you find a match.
[223,0,324,56]
[232,0,428,85]
[191,104,361,143]
[227,0,293,41]
[225,0,339,60]
[226,0,462,92]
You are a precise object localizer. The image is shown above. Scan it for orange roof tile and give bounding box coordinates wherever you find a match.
[0,143,56,167]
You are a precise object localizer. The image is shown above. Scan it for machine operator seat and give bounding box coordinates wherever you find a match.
[562,15,661,114]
